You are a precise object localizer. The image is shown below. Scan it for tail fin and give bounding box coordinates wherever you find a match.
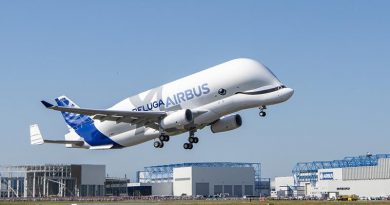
[55,96,93,130]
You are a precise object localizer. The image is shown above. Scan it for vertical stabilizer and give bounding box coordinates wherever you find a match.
[55,96,93,130]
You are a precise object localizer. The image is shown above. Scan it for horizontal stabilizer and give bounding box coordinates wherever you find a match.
[41,100,54,108]
[43,139,84,146]
[29,124,84,146]
[89,144,113,150]
[30,124,44,145]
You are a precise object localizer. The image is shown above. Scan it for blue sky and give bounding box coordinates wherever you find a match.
[0,0,389,179]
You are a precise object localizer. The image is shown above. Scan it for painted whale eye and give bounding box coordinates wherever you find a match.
[218,88,227,95]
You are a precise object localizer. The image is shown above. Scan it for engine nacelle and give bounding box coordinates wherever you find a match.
[210,114,242,133]
[160,109,193,130]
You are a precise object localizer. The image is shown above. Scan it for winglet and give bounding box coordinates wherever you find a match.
[41,100,54,108]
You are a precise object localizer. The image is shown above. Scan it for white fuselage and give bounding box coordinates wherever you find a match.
[69,58,294,148]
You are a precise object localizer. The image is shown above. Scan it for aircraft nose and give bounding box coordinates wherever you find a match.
[284,87,294,100]
[287,87,294,96]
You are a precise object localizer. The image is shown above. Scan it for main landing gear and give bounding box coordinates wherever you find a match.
[259,105,267,117]
[154,134,170,149]
[153,131,199,150]
[183,130,199,150]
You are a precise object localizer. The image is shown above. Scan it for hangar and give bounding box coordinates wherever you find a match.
[130,162,269,197]
[273,153,390,199]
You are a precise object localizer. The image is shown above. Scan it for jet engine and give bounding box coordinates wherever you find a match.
[160,109,193,130]
[210,114,242,133]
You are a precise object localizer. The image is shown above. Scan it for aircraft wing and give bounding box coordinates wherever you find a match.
[41,100,167,127]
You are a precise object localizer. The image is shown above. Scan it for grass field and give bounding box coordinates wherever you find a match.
[1,200,390,205]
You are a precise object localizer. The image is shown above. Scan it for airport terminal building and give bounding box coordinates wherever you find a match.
[273,153,390,199]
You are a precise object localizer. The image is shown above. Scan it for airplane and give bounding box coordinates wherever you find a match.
[30,58,294,150]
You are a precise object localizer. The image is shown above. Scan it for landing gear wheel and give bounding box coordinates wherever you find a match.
[164,135,170,142]
[188,136,196,143]
[159,142,164,148]
[159,135,164,141]
[183,143,192,149]
[259,106,267,117]
[154,141,161,148]
[159,134,170,142]
[184,129,197,149]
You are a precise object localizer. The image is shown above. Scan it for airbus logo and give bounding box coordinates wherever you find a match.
[320,172,334,180]
[132,83,211,111]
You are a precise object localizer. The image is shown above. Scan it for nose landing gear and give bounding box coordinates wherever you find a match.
[259,105,267,117]
[259,106,267,117]
[259,111,266,117]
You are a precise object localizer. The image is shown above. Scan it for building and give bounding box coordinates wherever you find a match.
[105,177,129,196]
[130,162,267,197]
[0,164,105,198]
[127,183,152,196]
[272,176,305,198]
[258,178,271,196]
[128,181,172,196]
[273,176,294,198]
[173,166,254,196]
[275,153,390,199]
